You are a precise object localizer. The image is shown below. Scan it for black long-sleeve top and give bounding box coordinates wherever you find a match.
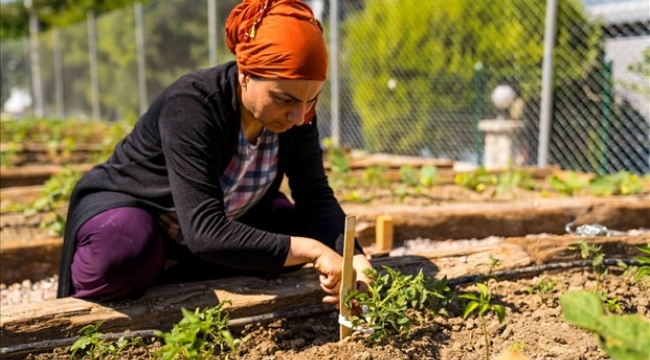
[57,61,362,298]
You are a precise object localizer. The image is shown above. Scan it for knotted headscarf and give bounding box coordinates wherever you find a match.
[225,0,328,81]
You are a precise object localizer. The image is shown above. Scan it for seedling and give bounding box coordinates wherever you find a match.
[548,172,588,196]
[155,301,239,360]
[156,300,240,360]
[454,167,497,193]
[346,267,453,342]
[570,241,627,314]
[475,253,501,284]
[419,165,438,187]
[631,243,650,285]
[561,290,650,360]
[459,282,506,360]
[509,342,526,352]
[23,166,83,235]
[361,165,391,188]
[493,168,537,197]
[589,171,644,196]
[459,253,506,360]
[322,139,351,190]
[525,277,559,304]
[570,241,607,293]
[70,321,144,359]
[618,243,650,291]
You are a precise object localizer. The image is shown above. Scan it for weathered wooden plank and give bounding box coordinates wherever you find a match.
[0,238,62,284]
[346,195,650,248]
[506,234,649,265]
[0,164,93,189]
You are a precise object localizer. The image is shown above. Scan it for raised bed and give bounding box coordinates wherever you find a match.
[0,233,647,359]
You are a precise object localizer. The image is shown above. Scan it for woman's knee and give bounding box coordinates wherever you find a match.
[71,207,164,300]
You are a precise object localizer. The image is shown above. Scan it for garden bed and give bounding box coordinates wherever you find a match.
[0,233,648,359]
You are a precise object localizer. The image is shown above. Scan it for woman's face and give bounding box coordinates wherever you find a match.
[239,73,323,133]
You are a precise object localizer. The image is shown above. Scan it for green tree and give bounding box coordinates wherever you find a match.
[342,0,601,155]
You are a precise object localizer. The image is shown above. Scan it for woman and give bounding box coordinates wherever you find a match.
[56,0,373,306]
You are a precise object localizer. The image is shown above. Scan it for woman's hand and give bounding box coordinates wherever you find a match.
[285,236,344,304]
[313,248,345,305]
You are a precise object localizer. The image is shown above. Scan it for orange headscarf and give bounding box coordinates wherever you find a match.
[225,0,328,81]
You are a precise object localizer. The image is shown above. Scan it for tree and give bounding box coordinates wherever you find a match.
[342,0,602,156]
[0,0,143,40]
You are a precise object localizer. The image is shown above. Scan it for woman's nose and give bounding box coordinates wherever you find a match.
[288,103,307,125]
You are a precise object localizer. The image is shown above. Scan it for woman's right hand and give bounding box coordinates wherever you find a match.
[285,236,346,305]
[313,248,346,305]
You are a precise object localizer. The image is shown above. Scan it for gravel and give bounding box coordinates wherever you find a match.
[1,275,58,307]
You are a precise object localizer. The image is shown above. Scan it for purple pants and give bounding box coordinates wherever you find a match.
[70,195,297,301]
[70,207,165,301]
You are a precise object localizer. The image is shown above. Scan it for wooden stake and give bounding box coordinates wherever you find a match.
[375,215,394,254]
[339,215,356,341]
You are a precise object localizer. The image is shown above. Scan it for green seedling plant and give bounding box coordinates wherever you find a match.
[70,321,145,359]
[561,290,650,360]
[548,171,588,196]
[525,277,559,305]
[630,243,650,285]
[346,267,453,342]
[393,165,439,201]
[509,342,526,353]
[22,166,82,235]
[570,241,623,313]
[459,283,506,360]
[492,168,537,197]
[361,165,391,188]
[618,243,650,291]
[588,171,644,196]
[322,139,351,190]
[419,165,439,187]
[459,254,506,360]
[571,241,607,293]
[454,167,497,193]
[155,300,239,360]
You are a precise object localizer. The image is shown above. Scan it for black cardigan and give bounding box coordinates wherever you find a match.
[57,61,362,298]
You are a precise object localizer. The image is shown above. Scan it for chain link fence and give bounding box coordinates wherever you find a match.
[1,0,648,174]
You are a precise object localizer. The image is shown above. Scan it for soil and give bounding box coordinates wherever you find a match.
[23,265,649,360]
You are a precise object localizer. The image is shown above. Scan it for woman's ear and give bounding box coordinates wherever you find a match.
[238,72,248,89]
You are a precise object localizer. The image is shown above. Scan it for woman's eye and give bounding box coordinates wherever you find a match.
[275,97,294,104]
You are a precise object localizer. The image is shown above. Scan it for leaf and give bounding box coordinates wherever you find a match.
[561,291,650,360]
[463,300,479,319]
[493,304,506,323]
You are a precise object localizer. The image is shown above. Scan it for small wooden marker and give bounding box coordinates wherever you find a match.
[339,215,356,341]
[375,215,394,255]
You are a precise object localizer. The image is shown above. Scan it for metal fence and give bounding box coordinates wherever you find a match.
[1,0,648,174]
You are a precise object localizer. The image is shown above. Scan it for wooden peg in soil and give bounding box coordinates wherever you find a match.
[375,215,394,256]
[339,215,356,341]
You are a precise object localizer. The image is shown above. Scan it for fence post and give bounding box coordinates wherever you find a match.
[53,29,64,118]
[208,0,217,67]
[599,56,613,175]
[474,62,484,166]
[329,0,340,147]
[135,2,148,116]
[537,0,558,168]
[87,11,100,120]
[24,0,44,117]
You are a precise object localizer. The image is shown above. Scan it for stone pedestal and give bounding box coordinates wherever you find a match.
[478,119,524,169]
